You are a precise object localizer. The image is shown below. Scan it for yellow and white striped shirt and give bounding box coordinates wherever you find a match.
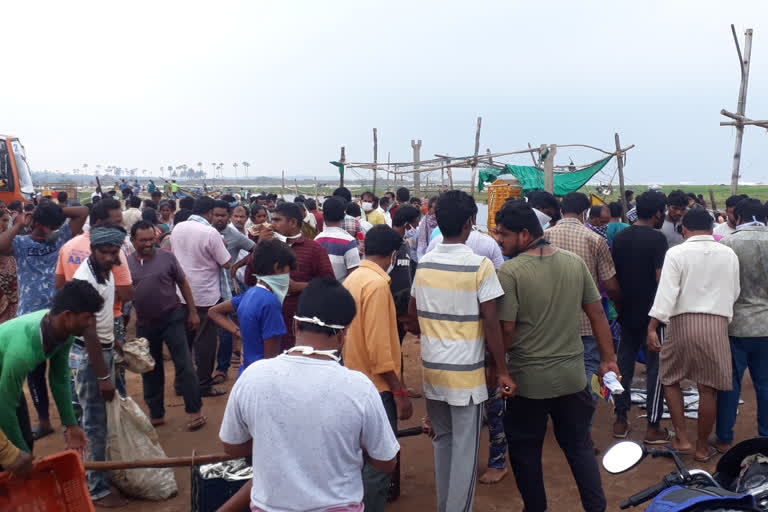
[412,243,504,406]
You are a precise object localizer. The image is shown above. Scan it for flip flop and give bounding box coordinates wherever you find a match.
[644,428,675,445]
[187,415,207,431]
[32,424,54,441]
[211,372,227,385]
[201,386,227,397]
[613,422,631,439]
[151,418,165,427]
[708,437,731,454]
[694,446,719,463]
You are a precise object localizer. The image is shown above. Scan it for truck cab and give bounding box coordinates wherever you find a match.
[0,135,35,204]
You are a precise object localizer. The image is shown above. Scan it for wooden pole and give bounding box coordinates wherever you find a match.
[729,26,754,196]
[441,159,445,189]
[387,152,391,189]
[527,143,538,166]
[294,178,300,196]
[314,177,319,202]
[470,116,482,197]
[84,453,236,471]
[446,158,454,189]
[615,133,627,221]
[339,147,346,188]
[281,170,285,199]
[541,144,555,194]
[372,128,378,194]
[709,189,718,212]
[411,140,422,195]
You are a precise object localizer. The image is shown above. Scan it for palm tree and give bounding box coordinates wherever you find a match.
[233,162,239,179]
[82,163,88,175]
[242,161,250,178]
[197,162,203,176]
[218,162,224,179]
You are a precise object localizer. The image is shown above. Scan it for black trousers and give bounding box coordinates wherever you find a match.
[27,362,49,421]
[504,388,606,512]
[139,307,202,419]
[184,305,218,391]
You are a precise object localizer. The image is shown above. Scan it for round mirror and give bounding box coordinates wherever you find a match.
[602,441,645,474]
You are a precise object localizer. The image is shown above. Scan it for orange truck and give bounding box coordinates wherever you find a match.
[0,135,35,204]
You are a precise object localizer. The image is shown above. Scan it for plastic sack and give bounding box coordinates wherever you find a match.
[105,396,177,500]
[116,337,155,374]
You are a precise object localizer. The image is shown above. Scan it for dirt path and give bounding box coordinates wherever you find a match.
[29,334,759,511]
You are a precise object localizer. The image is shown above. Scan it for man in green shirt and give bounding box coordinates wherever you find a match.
[0,280,103,466]
[494,200,619,512]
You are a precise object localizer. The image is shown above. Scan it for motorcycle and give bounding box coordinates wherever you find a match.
[603,437,768,511]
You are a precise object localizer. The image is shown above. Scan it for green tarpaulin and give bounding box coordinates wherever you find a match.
[478,155,613,196]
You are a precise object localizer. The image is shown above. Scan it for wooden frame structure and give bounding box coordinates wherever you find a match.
[334,117,635,211]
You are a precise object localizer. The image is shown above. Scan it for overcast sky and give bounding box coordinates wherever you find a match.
[2,0,767,185]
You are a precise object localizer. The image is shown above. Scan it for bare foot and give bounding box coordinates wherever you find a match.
[668,438,693,453]
[94,487,129,508]
[479,466,508,484]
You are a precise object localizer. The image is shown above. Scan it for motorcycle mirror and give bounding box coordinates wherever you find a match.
[602,441,646,474]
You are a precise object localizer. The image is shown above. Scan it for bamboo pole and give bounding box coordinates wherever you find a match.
[615,133,627,222]
[411,140,422,195]
[84,453,236,471]
[339,147,346,188]
[728,26,754,195]
[314,177,319,202]
[709,189,718,212]
[294,179,300,196]
[446,158,453,189]
[470,117,482,197]
[372,128,378,194]
[527,143,538,166]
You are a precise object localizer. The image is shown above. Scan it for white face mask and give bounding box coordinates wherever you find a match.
[532,208,552,229]
[362,202,373,212]
[273,232,301,244]
[386,253,396,274]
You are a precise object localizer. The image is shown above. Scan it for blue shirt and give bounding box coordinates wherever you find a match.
[231,285,286,378]
[13,223,73,315]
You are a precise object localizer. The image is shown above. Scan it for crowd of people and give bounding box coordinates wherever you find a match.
[0,181,765,512]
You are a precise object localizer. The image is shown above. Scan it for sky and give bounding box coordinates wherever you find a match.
[2,0,767,185]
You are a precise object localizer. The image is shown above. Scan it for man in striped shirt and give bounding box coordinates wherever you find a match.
[408,190,514,512]
[315,197,360,282]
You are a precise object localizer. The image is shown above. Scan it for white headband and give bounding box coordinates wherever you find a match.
[293,315,346,330]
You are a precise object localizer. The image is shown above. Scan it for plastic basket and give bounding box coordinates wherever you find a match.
[190,465,249,512]
[0,450,93,512]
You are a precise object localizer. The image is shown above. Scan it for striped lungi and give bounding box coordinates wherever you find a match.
[659,313,732,391]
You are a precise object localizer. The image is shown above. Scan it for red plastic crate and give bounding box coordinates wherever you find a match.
[0,450,94,511]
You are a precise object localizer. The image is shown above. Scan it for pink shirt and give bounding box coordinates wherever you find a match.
[170,220,231,307]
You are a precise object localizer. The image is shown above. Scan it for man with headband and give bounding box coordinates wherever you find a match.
[218,279,399,512]
[70,224,130,508]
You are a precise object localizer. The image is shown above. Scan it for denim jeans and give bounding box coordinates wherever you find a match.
[139,307,201,419]
[362,391,397,512]
[582,336,600,398]
[716,336,768,443]
[485,386,507,470]
[71,342,115,501]
[216,326,233,374]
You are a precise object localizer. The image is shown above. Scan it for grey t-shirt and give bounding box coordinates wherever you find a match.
[127,250,186,328]
[221,224,256,288]
[660,218,684,248]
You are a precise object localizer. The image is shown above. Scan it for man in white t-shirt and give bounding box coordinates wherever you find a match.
[71,225,129,507]
[218,279,399,512]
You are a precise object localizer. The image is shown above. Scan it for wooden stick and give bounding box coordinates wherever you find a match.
[446,158,453,189]
[314,177,319,202]
[727,27,754,195]
[294,179,300,196]
[615,133,627,222]
[709,189,718,212]
[527,143,538,166]
[84,453,236,471]
[372,128,378,195]
[339,147,346,188]
[470,116,482,197]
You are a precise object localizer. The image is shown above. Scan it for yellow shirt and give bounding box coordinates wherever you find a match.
[342,260,401,393]
[366,209,386,226]
[0,427,21,466]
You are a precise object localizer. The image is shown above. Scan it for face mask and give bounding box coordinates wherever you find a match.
[362,202,373,212]
[257,273,290,304]
[44,229,61,245]
[532,209,552,229]
[273,232,301,244]
[386,253,396,274]
[386,204,393,212]
[405,225,417,239]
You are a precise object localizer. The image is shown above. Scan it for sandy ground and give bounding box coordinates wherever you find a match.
[28,333,760,511]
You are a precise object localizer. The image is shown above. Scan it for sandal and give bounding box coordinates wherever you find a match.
[32,423,54,441]
[211,372,227,385]
[151,418,165,427]
[613,421,631,439]
[201,386,227,397]
[644,428,675,445]
[694,446,719,463]
[187,415,207,431]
